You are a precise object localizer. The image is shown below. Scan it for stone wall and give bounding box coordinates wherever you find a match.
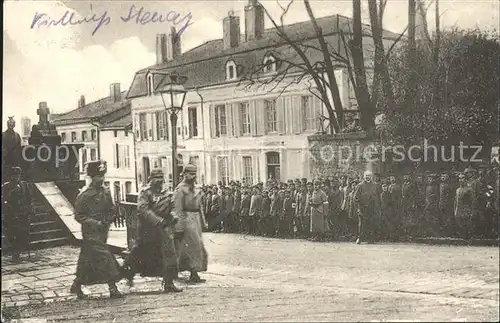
[307,132,383,179]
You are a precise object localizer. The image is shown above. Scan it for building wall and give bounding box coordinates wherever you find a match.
[100,128,136,202]
[131,69,350,186]
[57,123,99,180]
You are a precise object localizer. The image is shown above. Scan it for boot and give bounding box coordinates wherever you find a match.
[189,271,206,283]
[120,264,134,287]
[163,279,183,293]
[70,280,87,299]
[108,283,123,298]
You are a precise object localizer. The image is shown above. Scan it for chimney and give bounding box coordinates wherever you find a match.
[245,0,265,42]
[78,95,86,108]
[223,11,240,49]
[110,83,121,102]
[166,27,182,61]
[156,33,168,64]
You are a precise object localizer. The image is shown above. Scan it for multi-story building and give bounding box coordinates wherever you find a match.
[52,84,136,200]
[127,0,398,185]
[99,107,136,201]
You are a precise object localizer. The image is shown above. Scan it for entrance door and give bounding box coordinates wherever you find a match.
[266,152,280,182]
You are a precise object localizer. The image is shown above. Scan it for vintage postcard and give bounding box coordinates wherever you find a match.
[2,0,499,322]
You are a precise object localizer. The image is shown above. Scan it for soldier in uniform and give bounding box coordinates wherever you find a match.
[353,171,381,244]
[414,174,426,237]
[387,175,402,241]
[454,174,474,239]
[309,180,328,241]
[121,168,182,293]
[425,174,440,236]
[439,173,456,236]
[70,161,123,299]
[2,167,33,262]
[249,185,262,235]
[172,164,209,283]
[401,174,415,238]
[261,189,272,236]
[2,117,22,183]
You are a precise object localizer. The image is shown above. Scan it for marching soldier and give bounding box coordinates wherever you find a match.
[172,164,209,283]
[121,168,182,293]
[2,167,33,262]
[70,160,123,299]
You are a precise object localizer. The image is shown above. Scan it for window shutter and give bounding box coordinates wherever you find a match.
[292,96,302,134]
[134,114,139,140]
[277,97,285,135]
[209,105,216,138]
[255,100,265,136]
[313,96,323,132]
[226,103,234,137]
[249,100,257,136]
[151,113,157,140]
[232,103,241,137]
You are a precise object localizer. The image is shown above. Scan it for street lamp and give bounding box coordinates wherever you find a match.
[155,72,188,189]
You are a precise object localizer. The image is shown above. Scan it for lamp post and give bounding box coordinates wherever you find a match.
[155,72,188,189]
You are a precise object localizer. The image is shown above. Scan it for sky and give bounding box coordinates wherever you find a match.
[3,0,499,128]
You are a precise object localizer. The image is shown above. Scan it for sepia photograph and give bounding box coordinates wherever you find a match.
[2,0,499,321]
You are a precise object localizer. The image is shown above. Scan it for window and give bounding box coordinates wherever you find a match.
[156,111,168,140]
[82,131,88,142]
[114,130,118,137]
[125,181,132,194]
[242,156,253,185]
[263,55,277,73]
[147,73,154,95]
[188,107,198,138]
[90,148,97,161]
[114,144,131,169]
[139,113,147,140]
[240,102,251,135]
[265,99,277,132]
[125,130,128,137]
[218,156,229,186]
[302,95,315,130]
[81,148,87,170]
[91,129,97,141]
[214,104,227,137]
[71,131,77,142]
[61,132,66,142]
[226,60,237,80]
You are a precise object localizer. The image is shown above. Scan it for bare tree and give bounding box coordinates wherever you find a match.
[241,0,407,135]
[406,0,417,109]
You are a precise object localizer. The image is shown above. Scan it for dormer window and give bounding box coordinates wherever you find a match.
[147,72,154,95]
[226,60,237,80]
[263,55,277,73]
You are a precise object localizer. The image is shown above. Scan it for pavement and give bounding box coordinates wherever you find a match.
[1,233,499,322]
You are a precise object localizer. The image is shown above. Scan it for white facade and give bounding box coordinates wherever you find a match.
[100,128,137,202]
[131,70,351,186]
[57,123,99,181]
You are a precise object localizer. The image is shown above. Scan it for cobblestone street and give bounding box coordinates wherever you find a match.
[2,233,499,322]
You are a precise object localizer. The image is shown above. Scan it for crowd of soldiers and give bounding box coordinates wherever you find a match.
[200,165,499,243]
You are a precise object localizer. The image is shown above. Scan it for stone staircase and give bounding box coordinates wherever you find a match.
[29,200,70,249]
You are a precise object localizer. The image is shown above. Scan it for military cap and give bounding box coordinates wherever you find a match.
[464,166,477,174]
[149,168,164,180]
[182,164,197,174]
[86,160,107,177]
[11,166,22,175]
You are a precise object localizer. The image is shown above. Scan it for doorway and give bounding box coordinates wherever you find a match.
[266,151,280,182]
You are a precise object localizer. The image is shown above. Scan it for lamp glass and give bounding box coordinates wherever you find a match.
[159,83,187,112]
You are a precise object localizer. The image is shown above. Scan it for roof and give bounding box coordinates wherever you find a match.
[127,14,401,99]
[52,91,129,126]
[100,105,132,130]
